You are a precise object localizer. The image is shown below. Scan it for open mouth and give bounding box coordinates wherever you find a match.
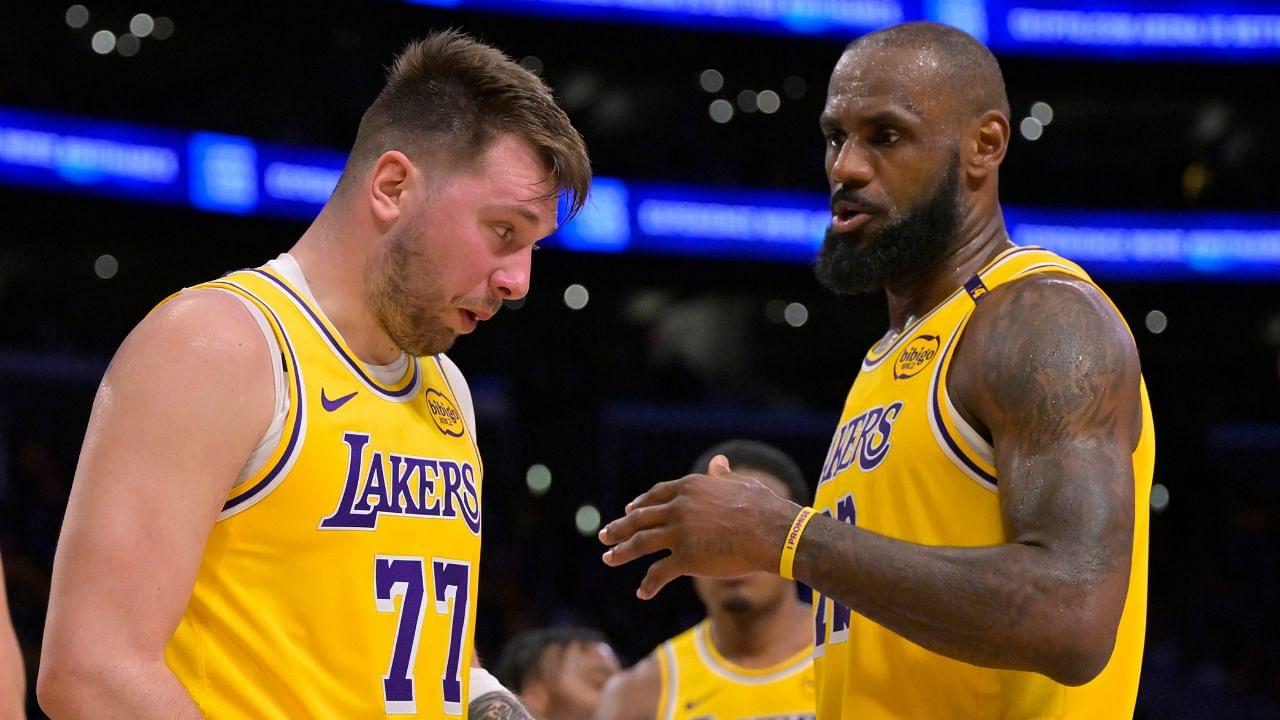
[458,309,479,333]
[831,208,873,233]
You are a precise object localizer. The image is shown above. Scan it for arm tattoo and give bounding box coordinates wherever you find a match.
[793,275,1142,683]
[469,691,535,720]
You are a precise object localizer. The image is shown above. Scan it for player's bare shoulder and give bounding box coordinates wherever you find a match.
[596,652,661,720]
[95,285,277,461]
[948,272,1142,448]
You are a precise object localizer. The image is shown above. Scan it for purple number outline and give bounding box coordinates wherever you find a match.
[432,558,471,716]
[375,556,428,715]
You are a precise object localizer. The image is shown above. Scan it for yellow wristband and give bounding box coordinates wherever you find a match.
[779,506,817,580]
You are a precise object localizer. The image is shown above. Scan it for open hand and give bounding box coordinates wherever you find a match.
[598,455,800,599]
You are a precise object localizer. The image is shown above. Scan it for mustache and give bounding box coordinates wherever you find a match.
[459,294,503,316]
[829,187,887,215]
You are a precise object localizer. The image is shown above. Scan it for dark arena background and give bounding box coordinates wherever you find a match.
[2,2,1279,718]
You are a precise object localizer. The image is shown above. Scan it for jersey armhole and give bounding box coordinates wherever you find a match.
[928,315,1000,492]
[196,278,308,520]
[656,643,677,720]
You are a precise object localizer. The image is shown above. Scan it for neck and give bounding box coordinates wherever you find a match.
[706,593,811,666]
[882,203,1012,332]
[288,205,402,365]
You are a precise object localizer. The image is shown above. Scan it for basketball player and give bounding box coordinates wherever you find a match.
[38,31,589,718]
[494,626,621,720]
[597,440,814,720]
[1,552,25,719]
[600,22,1153,719]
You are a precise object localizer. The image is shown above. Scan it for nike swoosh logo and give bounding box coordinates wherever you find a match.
[321,389,358,412]
[684,690,718,711]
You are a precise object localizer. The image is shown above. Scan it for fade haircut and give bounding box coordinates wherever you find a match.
[494,626,609,693]
[691,439,810,504]
[339,29,590,218]
[847,21,1010,119]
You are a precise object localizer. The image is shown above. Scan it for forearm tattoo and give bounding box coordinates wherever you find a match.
[469,691,535,720]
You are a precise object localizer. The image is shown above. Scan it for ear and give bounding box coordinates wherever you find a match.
[367,150,416,225]
[964,110,1010,182]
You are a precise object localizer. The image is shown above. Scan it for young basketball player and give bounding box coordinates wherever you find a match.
[39,31,589,719]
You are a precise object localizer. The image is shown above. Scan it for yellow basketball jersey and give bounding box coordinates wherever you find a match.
[654,620,816,720]
[163,265,483,718]
[811,246,1154,719]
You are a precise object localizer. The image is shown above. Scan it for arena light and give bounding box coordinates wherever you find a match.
[575,505,602,536]
[758,90,782,114]
[91,30,116,55]
[94,254,119,279]
[402,0,1280,61]
[708,99,733,124]
[526,464,552,495]
[1019,117,1044,141]
[1144,310,1168,334]
[116,34,141,58]
[130,13,155,38]
[1030,101,1054,126]
[519,55,543,75]
[784,302,809,327]
[699,69,724,93]
[151,16,174,40]
[4,106,1280,281]
[65,5,90,29]
[563,283,589,310]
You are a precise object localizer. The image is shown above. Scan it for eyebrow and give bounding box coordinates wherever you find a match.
[491,203,556,232]
[820,101,923,131]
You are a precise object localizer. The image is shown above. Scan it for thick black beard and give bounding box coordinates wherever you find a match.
[815,155,962,296]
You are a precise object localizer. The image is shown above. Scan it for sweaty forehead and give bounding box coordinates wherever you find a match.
[824,45,958,123]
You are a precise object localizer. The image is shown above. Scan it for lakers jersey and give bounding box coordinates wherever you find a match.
[163,264,483,718]
[655,621,815,720]
[811,246,1154,719]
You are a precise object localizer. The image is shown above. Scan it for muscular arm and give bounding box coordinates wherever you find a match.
[792,275,1141,684]
[595,654,660,720]
[601,275,1142,686]
[37,290,274,718]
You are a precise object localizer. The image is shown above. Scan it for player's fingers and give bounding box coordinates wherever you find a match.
[598,504,668,545]
[624,479,683,513]
[601,527,671,567]
[706,454,733,477]
[637,555,682,600]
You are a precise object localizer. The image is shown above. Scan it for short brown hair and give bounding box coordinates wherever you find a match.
[341,30,591,218]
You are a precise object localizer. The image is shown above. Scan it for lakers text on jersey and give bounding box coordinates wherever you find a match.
[811,246,1154,719]
[162,265,483,718]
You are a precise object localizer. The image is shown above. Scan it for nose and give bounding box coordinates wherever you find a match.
[490,247,531,301]
[829,138,874,189]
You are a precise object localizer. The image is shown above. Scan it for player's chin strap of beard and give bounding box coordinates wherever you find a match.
[469,666,509,701]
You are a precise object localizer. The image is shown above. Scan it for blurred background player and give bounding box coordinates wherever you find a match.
[493,626,620,720]
[597,440,814,720]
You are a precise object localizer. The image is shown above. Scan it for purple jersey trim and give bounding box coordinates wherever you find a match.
[205,279,307,513]
[249,268,419,400]
[861,246,1045,372]
[930,326,999,487]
